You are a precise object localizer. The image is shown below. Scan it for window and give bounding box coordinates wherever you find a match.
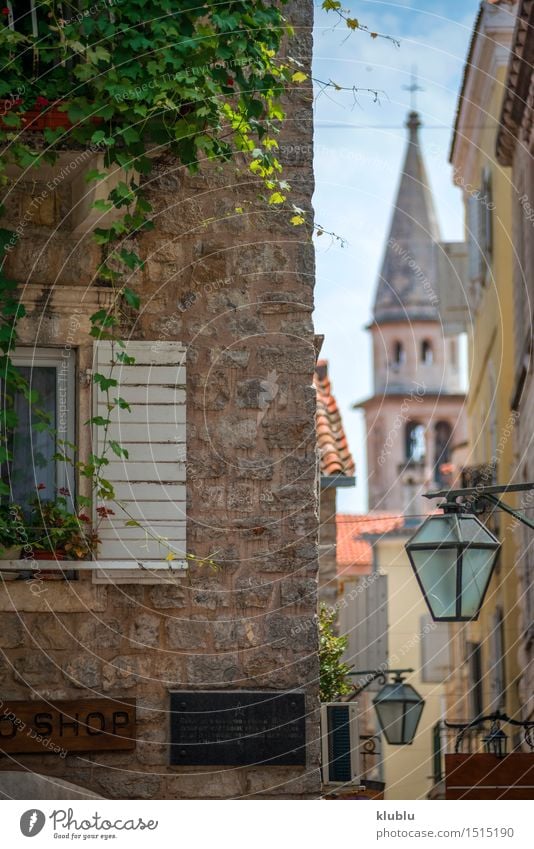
[421,339,433,365]
[434,421,452,486]
[393,341,405,367]
[489,608,506,711]
[1,348,75,506]
[466,167,493,290]
[450,339,457,368]
[466,641,483,719]
[406,422,426,463]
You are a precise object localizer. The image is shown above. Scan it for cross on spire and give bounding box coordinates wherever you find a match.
[402,65,424,111]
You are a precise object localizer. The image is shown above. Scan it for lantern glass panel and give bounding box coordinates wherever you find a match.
[460,547,498,618]
[375,698,404,745]
[458,516,494,543]
[409,548,458,619]
[373,682,425,745]
[412,514,459,544]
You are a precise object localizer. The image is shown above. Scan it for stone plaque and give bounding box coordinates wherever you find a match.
[0,698,136,755]
[169,691,306,766]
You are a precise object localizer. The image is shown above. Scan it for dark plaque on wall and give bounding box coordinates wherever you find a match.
[169,691,306,766]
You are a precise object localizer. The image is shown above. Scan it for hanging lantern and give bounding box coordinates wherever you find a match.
[373,674,425,745]
[405,503,500,621]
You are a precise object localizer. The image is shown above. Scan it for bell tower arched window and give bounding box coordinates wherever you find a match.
[406,422,426,463]
[393,341,406,366]
[422,339,433,364]
[434,421,452,485]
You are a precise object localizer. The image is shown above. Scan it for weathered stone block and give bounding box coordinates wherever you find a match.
[0,613,24,648]
[149,585,187,609]
[129,613,161,648]
[235,577,273,608]
[185,653,241,686]
[166,618,210,650]
[280,577,317,607]
[63,655,102,689]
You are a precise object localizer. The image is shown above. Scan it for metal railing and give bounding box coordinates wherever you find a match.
[431,721,487,784]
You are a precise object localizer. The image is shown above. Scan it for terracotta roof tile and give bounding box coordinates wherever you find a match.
[314,360,355,477]
[336,512,405,576]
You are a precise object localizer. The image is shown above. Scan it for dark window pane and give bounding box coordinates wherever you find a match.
[7,366,57,505]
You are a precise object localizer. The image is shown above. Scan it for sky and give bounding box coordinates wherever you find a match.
[312,0,480,513]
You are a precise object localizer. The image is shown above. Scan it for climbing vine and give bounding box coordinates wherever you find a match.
[0,1,390,560]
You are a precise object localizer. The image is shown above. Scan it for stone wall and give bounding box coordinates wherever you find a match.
[0,0,321,798]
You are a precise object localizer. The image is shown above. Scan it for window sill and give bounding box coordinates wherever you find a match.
[0,559,188,585]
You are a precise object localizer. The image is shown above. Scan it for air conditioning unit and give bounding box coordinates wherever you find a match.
[320,702,360,784]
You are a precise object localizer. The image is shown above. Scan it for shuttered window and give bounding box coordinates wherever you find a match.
[466,641,483,719]
[339,574,388,683]
[93,341,186,568]
[466,194,483,286]
[488,608,506,711]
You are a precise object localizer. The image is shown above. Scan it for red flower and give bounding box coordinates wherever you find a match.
[226,78,234,86]
[96,506,115,518]
[37,483,46,491]
[59,487,70,496]
[35,96,50,110]
[78,513,91,523]
[2,8,10,16]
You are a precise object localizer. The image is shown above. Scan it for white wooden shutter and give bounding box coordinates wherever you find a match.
[466,195,483,284]
[340,574,388,685]
[420,614,450,683]
[93,341,186,567]
[488,608,506,711]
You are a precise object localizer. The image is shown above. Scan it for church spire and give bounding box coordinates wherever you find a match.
[373,111,441,324]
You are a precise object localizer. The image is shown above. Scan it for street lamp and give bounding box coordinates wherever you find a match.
[405,502,500,621]
[348,669,425,746]
[405,483,534,622]
[483,721,508,759]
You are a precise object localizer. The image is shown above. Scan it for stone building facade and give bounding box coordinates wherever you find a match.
[0,2,321,799]
[496,0,534,724]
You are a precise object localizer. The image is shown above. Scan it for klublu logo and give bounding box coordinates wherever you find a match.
[20,809,46,837]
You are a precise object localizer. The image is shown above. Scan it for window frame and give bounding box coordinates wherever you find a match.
[8,346,76,501]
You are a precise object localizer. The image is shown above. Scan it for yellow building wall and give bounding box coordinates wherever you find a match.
[459,64,519,722]
[376,536,446,800]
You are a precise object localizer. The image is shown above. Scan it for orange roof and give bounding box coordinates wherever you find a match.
[314,360,355,477]
[336,513,405,577]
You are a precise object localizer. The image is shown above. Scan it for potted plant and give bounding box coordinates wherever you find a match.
[0,503,25,560]
[25,487,99,563]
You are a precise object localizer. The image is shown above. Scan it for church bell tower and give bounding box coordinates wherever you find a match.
[358,111,466,514]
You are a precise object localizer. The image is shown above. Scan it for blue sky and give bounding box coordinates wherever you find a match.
[312,0,480,512]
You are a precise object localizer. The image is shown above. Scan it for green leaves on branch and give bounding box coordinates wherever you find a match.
[319,604,353,702]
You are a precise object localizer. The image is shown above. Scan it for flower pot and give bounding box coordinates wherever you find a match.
[0,546,21,560]
[0,100,103,131]
[23,549,67,580]
[30,550,66,561]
